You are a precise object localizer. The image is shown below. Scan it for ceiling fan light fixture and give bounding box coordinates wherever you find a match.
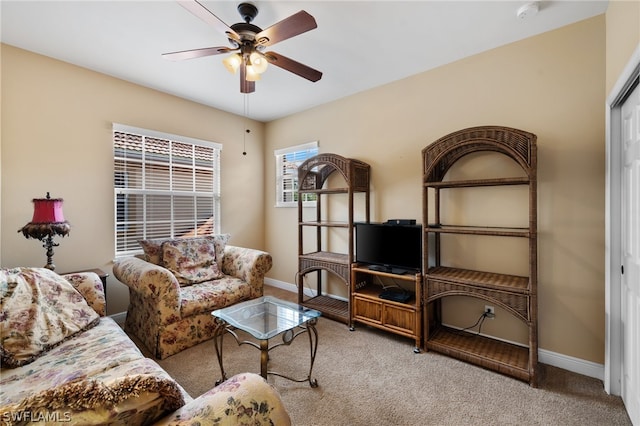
[168,1,322,94]
[245,65,261,81]
[249,51,268,74]
[223,53,242,74]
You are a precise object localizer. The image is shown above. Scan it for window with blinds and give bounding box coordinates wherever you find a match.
[113,124,222,257]
[274,141,318,207]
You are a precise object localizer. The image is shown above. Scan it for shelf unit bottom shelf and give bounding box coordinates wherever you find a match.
[300,295,348,324]
[426,326,532,383]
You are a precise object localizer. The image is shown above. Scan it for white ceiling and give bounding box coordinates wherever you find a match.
[1,1,608,122]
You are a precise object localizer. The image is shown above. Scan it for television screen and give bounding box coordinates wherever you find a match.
[354,222,422,273]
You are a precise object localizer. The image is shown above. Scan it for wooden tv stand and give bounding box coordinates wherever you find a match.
[350,264,422,352]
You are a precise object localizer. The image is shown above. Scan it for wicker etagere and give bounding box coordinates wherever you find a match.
[297,153,370,324]
[422,125,538,386]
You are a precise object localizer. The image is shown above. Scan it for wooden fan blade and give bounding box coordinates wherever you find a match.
[162,46,233,61]
[255,11,317,47]
[265,51,322,82]
[239,63,256,93]
[177,0,240,43]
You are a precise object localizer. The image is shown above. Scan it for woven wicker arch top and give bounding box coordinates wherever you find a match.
[298,153,370,191]
[423,126,537,182]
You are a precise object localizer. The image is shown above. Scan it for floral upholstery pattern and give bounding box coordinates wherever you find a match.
[113,244,272,359]
[140,234,230,271]
[162,238,224,286]
[0,270,191,426]
[156,373,291,426]
[0,268,100,368]
[62,272,107,316]
[1,268,290,426]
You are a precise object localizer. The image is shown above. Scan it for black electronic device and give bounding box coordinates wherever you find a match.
[379,288,412,303]
[354,222,422,273]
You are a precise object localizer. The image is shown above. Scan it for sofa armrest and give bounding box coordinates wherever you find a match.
[62,272,107,317]
[221,245,273,297]
[154,373,291,426]
[112,257,181,318]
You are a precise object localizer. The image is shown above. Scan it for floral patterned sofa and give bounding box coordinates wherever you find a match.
[112,235,273,359]
[0,267,290,425]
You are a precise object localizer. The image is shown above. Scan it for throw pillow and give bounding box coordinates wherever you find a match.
[161,237,225,285]
[208,233,231,271]
[0,267,100,368]
[139,234,230,268]
[138,238,167,265]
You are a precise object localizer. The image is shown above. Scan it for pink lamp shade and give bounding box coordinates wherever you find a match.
[18,192,70,241]
[31,197,66,223]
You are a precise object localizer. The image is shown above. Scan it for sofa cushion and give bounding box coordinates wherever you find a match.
[0,317,190,425]
[139,234,230,270]
[179,276,253,318]
[0,267,100,368]
[162,237,225,286]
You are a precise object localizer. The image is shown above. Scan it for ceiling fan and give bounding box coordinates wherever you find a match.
[163,0,323,94]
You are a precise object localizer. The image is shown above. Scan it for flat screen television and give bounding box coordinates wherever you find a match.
[354,222,422,273]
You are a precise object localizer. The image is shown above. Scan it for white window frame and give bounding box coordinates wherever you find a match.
[274,141,318,208]
[113,123,222,257]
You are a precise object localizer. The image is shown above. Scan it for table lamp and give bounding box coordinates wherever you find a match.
[18,192,70,271]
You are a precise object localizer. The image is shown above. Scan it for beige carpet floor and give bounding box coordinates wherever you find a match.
[133,286,631,425]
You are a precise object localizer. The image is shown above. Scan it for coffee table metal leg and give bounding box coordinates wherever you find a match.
[213,319,228,385]
[306,318,319,388]
[267,317,319,388]
[260,339,269,379]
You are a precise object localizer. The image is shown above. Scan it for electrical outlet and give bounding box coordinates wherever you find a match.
[484,305,495,319]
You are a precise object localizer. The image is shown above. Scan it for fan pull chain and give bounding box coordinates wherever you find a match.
[243,94,250,156]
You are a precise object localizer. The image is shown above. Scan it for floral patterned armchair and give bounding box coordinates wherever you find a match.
[113,238,272,360]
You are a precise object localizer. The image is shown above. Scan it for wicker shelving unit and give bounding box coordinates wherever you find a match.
[297,153,370,324]
[422,126,538,386]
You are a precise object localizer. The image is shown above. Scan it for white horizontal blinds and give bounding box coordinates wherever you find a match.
[114,125,221,256]
[275,141,318,207]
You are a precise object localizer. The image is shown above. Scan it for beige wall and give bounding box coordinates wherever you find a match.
[605,0,640,94]
[0,45,266,315]
[265,16,606,363]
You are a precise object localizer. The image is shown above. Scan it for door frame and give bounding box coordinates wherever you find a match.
[605,43,640,395]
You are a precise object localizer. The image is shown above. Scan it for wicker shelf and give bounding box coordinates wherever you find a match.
[300,295,348,323]
[422,126,538,386]
[426,326,530,382]
[424,225,530,238]
[299,221,352,228]
[425,177,530,188]
[297,154,370,325]
[427,266,529,294]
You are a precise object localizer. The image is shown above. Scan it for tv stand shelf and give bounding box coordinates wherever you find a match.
[350,265,422,352]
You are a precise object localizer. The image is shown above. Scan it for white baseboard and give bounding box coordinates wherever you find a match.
[265,277,349,301]
[538,348,604,381]
[264,278,605,381]
[265,277,298,293]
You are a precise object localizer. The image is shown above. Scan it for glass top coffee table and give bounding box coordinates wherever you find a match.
[212,296,321,387]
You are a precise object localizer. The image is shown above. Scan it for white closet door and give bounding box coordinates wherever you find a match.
[621,82,640,425]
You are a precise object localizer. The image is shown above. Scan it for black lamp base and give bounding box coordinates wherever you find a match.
[42,235,59,271]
